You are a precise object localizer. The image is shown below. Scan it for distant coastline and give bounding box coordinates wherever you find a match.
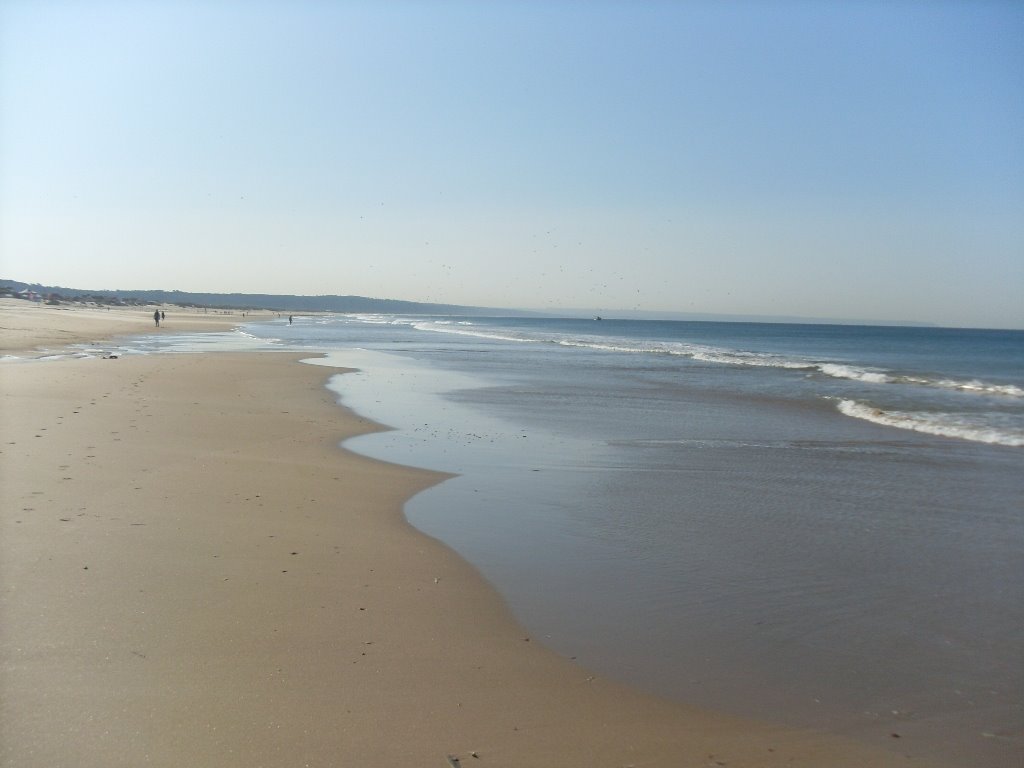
[0,277,963,329]
[0,278,535,317]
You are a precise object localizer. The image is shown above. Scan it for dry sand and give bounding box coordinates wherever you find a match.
[0,304,943,766]
[0,297,261,356]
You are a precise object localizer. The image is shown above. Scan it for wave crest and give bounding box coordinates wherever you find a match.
[835,399,1024,447]
[347,315,1023,401]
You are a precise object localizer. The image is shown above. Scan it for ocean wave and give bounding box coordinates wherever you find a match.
[347,315,1023,400]
[818,363,891,384]
[934,379,1024,397]
[816,365,1023,397]
[559,333,1022,399]
[835,399,1024,447]
[413,321,533,343]
[510,330,815,369]
[346,313,420,326]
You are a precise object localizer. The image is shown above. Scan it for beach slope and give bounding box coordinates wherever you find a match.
[0,328,943,766]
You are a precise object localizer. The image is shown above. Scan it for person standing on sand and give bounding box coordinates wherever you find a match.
[288,315,293,325]
[153,310,160,327]
[160,310,165,322]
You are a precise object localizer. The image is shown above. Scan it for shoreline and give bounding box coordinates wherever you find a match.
[0,312,945,765]
[0,297,264,356]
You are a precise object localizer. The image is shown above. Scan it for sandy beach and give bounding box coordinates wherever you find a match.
[0,298,264,356]
[0,303,944,767]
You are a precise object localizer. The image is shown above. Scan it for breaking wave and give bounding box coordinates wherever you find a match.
[835,399,1024,447]
[398,319,1022,400]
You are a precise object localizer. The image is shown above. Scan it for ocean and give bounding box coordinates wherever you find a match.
[99,314,1024,765]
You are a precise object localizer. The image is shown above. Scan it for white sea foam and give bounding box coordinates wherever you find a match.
[818,363,891,384]
[412,321,535,343]
[540,333,813,370]
[689,347,811,369]
[346,313,418,326]
[818,367,1023,398]
[934,379,1024,397]
[835,399,1024,447]
[345,315,1024,401]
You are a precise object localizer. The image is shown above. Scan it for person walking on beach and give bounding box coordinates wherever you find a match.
[160,310,165,322]
[153,310,160,327]
[288,315,293,325]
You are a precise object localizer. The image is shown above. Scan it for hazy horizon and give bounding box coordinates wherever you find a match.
[2,2,1021,329]
[0,276,986,329]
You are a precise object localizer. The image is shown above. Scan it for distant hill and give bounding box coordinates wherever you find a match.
[2,279,938,327]
[0,280,532,317]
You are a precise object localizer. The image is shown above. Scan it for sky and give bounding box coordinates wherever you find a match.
[1,1,1022,328]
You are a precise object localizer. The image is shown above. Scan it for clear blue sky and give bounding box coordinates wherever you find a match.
[1,1,1021,327]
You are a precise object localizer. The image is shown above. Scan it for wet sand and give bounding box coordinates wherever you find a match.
[0,308,944,766]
